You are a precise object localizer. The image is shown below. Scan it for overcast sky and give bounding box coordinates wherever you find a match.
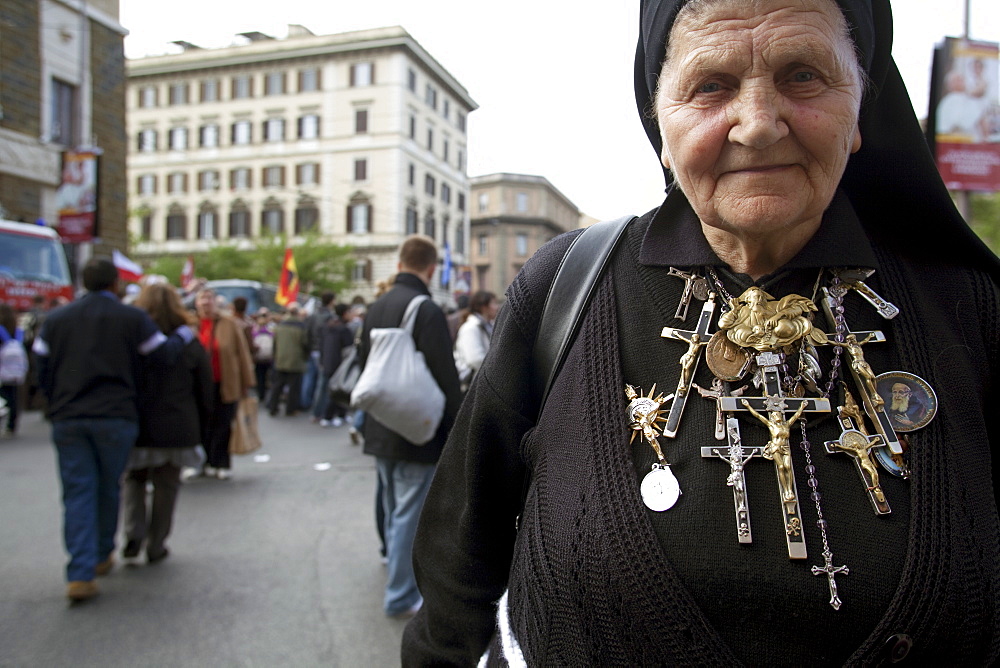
[120,0,1000,221]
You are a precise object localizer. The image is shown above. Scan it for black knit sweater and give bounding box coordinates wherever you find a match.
[403,203,1000,666]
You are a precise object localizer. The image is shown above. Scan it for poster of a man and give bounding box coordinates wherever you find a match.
[876,372,938,433]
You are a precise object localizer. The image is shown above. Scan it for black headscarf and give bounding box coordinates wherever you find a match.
[634,0,1000,277]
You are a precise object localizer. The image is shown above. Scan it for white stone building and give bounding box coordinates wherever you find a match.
[126,25,476,303]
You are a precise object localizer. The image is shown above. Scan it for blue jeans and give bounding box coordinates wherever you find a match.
[300,352,321,410]
[376,458,435,616]
[52,418,139,582]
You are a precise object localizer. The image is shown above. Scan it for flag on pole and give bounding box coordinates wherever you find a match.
[276,247,299,306]
[112,249,144,283]
[180,255,195,288]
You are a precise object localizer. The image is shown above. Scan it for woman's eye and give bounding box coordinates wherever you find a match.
[697,82,722,94]
[791,71,816,83]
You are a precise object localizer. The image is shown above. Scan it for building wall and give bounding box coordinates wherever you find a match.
[90,19,127,251]
[126,26,475,305]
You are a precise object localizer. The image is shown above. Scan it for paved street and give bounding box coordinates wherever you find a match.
[0,406,405,667]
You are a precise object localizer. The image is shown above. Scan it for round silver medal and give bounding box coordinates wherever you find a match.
[641,464,681,511]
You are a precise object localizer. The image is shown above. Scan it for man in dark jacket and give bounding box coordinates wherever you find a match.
[358,235,462,618]
[302,291,335,413]
[33,258,194,602]
[268,303,309,417]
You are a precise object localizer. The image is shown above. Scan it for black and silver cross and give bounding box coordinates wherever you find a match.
[660,293,717,438]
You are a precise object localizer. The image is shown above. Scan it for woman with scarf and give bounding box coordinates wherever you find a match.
[402,1,1000,665]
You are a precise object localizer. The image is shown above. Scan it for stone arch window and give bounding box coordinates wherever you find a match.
[165,204,187,239]
[262,198,285,235]
[295,196,318,234]
[229,199,250,238]
[197,202,218,240]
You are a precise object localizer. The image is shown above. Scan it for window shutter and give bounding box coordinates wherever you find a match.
[364,259,372,281]
[370,63,376,84]
[183,173,189,192]
[346,205,354,233]
[280,166,286,186]
[349,64,355,87]
[315,163,321,183]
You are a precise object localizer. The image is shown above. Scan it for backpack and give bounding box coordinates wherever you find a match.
[0,338,28,385]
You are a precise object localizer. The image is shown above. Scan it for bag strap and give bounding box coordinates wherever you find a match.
[400,295,429,336]
[531,215,634,418]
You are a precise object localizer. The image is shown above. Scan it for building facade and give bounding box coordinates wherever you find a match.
[0,0,128,258]
[126,25,476,304]
[468,173,580,297]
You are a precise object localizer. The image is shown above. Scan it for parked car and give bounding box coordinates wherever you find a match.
[187,279,315,314]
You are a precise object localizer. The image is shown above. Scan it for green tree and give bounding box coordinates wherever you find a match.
[145,233,354,294]
[970,191,1000,254]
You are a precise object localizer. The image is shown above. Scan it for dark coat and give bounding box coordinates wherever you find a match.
[137,338,213,449]
[320,317,354,377]
[358,272,462,464]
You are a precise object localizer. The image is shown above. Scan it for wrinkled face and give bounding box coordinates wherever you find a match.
[195,289,216,318]
[655,0,863,242]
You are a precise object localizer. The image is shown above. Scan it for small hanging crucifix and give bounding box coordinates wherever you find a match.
[702,417,762,543]
[824,389,891,515]
[660,292,717,438]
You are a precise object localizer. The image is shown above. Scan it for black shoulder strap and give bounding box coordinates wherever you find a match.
[532,215,634,417]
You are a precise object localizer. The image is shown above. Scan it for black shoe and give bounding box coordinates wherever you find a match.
[123,539,141,559]
[147,548,170,564]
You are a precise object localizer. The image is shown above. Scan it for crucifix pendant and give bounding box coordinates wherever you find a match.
[694,378,747,440]
[812,547,850,610]
[660,293,717,438]
[667,267,709,321]
[824,390,891,515]
[702,417,760,543]
[833,268,900,320]
[626,385,681,511]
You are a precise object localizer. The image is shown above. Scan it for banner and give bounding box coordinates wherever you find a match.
[180,255,195,288]
[56,150,100,242]
[931,37,1000,191]
[276,248,299,306]
[112,249,144,283]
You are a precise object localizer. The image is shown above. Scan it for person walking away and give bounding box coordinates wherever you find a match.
[0,302,28,437]
[231,296,256,356]
[124,283,213,564]
[318,303,355,427]
[268,304,309,417]
[194,287,255,480]
[453,291,498,392]
[251,308,274,401]
[302,291,335,413]
[357,235,462,618]
[33,258,195,601]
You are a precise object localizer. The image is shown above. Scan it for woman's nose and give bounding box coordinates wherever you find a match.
[727,85,789,149]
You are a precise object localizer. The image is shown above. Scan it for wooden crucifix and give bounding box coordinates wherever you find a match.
[660,292,717,438]
[702,416,762,543]
[718,352,832,560]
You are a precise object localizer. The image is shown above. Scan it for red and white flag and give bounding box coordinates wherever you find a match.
[112,249,144,283]
[180,255,195,288]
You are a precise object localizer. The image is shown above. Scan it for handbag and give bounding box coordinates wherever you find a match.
[350,295,445,445]
[229,395,263,455]
[328,344,360,404]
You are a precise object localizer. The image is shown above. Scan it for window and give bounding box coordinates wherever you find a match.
[264,72,285,96]
[298,68,320,92]
[229,205,250,237]
[230,167,251,191]
[138,86,157,108]
[424,210,436,240]
[458,192,466,212]
[137,174,157,195]
[167,172,187,194]
[200,79,219,102]
[351,258,372,282]
[407,68,417,93]
[516,232,529,256]
[294,201,318,234]
[405,206,418,235]
[263,165,285,188]
[264,118,285,142]
[443,99,450,120]
[298,114,320,139]
[169,126,188,151]
[354,159,367,182]
[457,112,467,132]
[198,170,219,191]
[457,149,465,172]
[455,219,465,253]
[262,206,284,234]
[426,128,434,152]
[424,174,435,197]
[347,202,371,233]
[516,192,529,212]
[198,209,218,239]
[408,163,415,186]
[478,233,488,255]
[478,193,488,213]
[168,83,189,106]
[355,108,368,134]
[231,120,252,145]
[137,128,157,152]
[441,183,451,205]
[51,79,77,145]
[232,76,252,99]
[425,84,437,110]
[443,138,450,163]
[140,213,152,241]
[350,62,373,87]
[409,114,417,140]
[166,208,187,239]
[296,163,319,186]
[199,124,219,148]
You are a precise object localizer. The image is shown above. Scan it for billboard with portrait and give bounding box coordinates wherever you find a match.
[930,37,1000,192]
[56,149,100,242]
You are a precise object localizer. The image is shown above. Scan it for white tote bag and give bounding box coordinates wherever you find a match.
[350,295,445,445]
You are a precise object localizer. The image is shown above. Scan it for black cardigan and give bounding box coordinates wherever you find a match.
[137,338,213,450]
[403,207,1000,666]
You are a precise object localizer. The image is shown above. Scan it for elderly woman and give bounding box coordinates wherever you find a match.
[402,1,1000,665]
[194,287,255,479]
